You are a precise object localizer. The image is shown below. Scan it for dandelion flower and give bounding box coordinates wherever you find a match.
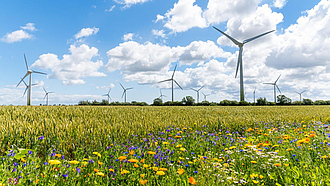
[69,160,79,164]
[96,172,105,176]
[48,160,61,165]
[156,171,165,175]
[93,152,101,158]
[121,169,130,174]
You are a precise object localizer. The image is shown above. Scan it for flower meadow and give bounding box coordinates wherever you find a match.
[1,106,330,185]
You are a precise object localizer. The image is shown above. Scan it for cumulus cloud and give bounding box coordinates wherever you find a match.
[123,33,134,41]
[162,0,207,32]
[74,27,99,39]
[32,44,105,85]
[152,29,166,38]
[273,0,287,9]
[1,29,34,43]
[21,23,37,31]
[114,0,151,8]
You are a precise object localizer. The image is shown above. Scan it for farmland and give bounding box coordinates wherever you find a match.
[1,106,330,185]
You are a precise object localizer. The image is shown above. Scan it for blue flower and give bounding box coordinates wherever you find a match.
[89,159,94,164]
[38,136,44,140]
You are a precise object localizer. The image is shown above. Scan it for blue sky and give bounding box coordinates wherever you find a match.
[0,0,329,105]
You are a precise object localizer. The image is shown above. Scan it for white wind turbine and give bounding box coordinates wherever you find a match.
[191,86,204,103]
[213,26,275,102]
[21,78,37,97]
[158,64,183,102]
[294,90,307,102]
[103,88,112,103]
[202,92,211,101]
[263,75,282,103]
[159,89,166,102]
[253,88,256,105]
[17,54,47,105]
[43,87,54,106]
[120,83,133,103]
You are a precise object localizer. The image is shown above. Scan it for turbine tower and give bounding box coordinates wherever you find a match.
[159,89,166,102]
[294,90,306,102]
[191,86,204,103]
[263,75,282,103]
[43,87,54,106]
[17,54,47,105]
[158,64,183,102]
[253,88,256,105]
[103,88,112,103]
[202,92,211,101]
[120,83,133,103]
[213,26,275,102]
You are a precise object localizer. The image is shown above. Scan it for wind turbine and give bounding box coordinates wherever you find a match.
[202,92,211,101]
[294,90,307,102]
[159,89,166,102]
[158,64,183,102]
[120,83,133,103]
[43,87,54,106]
[263,75,282,103]
[21,78,37,97]
[191,86,204,103]
[213,26,275,102]
[103,88,112,103]
[253,88,256,105]
[17,54,47,105]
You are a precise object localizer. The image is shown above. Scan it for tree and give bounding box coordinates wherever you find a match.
[277,95,292,105]
[182,96,195,106]
[257,97,268,105]
[303,98,313,105]
[153,98,163,106]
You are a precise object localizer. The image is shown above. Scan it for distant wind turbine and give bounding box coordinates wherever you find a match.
[21,78,37,97]
[213,26,275,102]
[253,88,256,105]
[264,75,282,103]
[103,88,112,103]
[202,92,211,101]
[191,86,204,103]
[158,64,183,102]
[294,90,307,102]
[120,83,133,103]
[159,89,166,102]
[17,54,47,105]
[43,87,54,106]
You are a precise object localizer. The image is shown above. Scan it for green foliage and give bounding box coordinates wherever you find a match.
[152,98,163,106]
[303,98,313,105]
[182,96,195,106]
[257,97,268,105]
[277,95,292,105]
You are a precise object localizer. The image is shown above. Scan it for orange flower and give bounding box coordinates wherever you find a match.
[139,180,148,185]
[140,159,145,163]
[129,150,135,155]
[175,136,182,139]
[274,163,281,167]
[304,138,310,143]
[128,159,139,163]
[188,177,197,185]
[156,171,165,175]
[94,168,99,173]
[134,164,139,168]
[246,128,254,132]
[282,135,290,140]
[159,168,168,171]
[177,168,185,175]
[55,154,61,157]
[118,156,127,160]
[148,151,156,155]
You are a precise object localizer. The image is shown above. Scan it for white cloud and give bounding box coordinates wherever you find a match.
[21,23,37,31]
[152,29,166,38]
[96,83,115,90]
[32,44,106,85]
[123,33,134,41]
[163,0,207,32]
[74,27,99,39]
[273,0,287,9]
[114,0,151,8]
[1,30,33,43]
[105,5,116,12]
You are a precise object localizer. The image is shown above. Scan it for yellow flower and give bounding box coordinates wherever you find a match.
[177,168,185,175]
[175,136,181,139]
[139,180,148,185]
[121,169,130,174]
[96,172,105,176]
[180,148,186,151]
[286,148,293,151]
[134,164,139,168]
[156,171,165,175]
[284,164,289,167]
[109,168,114,172]
[259,175,264,179]
[159,168,168,171]
[251,161,257,164]
[176,144,182,148]
[21,158,26,163]
[162,142,169,145]
[93,152,101,158]
[128,159,139,163]
[252,180,259,184]
[143,164,149,168]
[153,167,159,171]
[69,160,80,164]
[54,154,61,157]
[148,151,156,155]
[140,174,145,179]
[48,160,61,165]
[229,146,236,150]
[118,156,127,160]
[322,155,327,159]
[98,161,103,165]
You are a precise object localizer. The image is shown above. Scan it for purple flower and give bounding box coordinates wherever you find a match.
[38,136,44,140]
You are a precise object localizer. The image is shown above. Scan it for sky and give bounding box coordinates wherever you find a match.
[0,0,329,105]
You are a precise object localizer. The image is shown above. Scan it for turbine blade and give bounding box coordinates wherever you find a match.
[121,90,125,99]
[275,74,281,84]
[263,83,274,85]
[17,72,29,87]
[24,54,29,70]
[102,94,108,96]
[22,78,28,87]
[23,87,28,97]
[235,47,243,78]
[172,64,177,79]
[44,94,47,100]
[48,92,54,94]
[276,85,282,95]
[301,90,307,94]
[32,70,47,75]
[198,86,204,91]
[126,87,133,90]
[294,91,299,94]
[174,79,183,90]
[243,30,275,44]
[158,79,172,83]
[43,87,47,93]
[213,26,241,46]
[31,83,38,86]
[108,89,111,94]
[119,83,125,90]
[202,92,206,96]
[191,88,197,92]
